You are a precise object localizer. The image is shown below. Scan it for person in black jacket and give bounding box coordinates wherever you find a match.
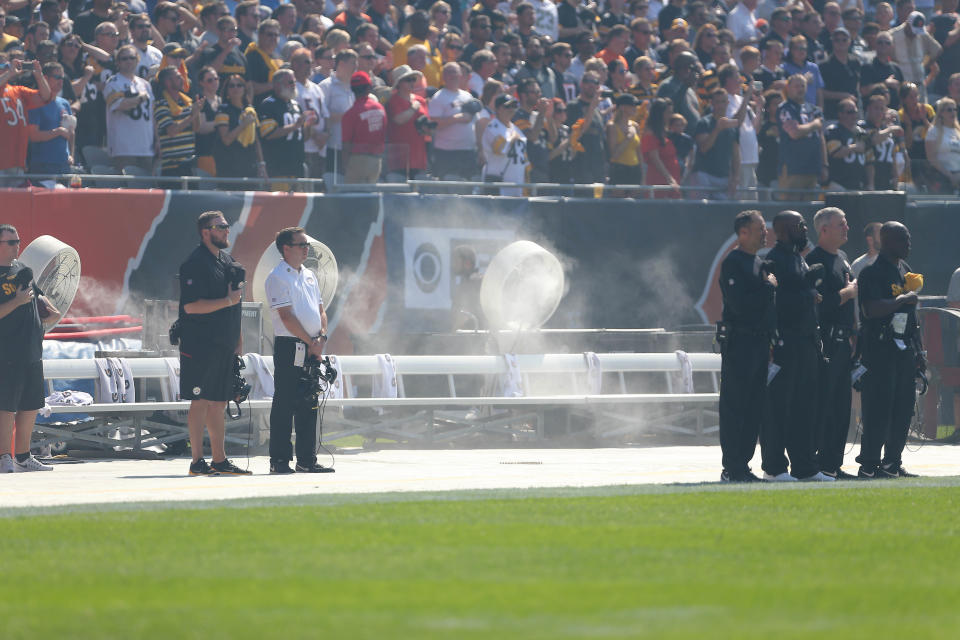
[717,210,776,483]
[807,207,858,479]
[762,210,835,482]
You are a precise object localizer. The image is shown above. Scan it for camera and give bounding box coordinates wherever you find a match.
[300,355,338,407]
[227,355,252,419]
[415,114,437,135]
[460,98,483,115]
[601,90,615,99]
[226,263,246,290]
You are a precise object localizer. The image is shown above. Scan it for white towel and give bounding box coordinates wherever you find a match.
[674,350,694,394]
[372,353,398,398]
[583,351,602,395]
[94,357,119,403]
[244,353,275,399]
[327,355,345,400]
[40,390,95,417]
[112,357,136,403]
[498,353,524,397]
[161,357,181,402]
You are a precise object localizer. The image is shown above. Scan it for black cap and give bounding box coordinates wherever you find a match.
[495,94,518,109]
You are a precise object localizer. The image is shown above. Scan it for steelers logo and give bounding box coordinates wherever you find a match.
[193,386,201,396]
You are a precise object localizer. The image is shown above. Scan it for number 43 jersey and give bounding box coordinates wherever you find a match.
[0,85,49,171]
[104,74,155,158]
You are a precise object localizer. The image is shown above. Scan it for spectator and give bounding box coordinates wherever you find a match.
[949,73,960,104]
[213,72,266,180]
[194,66,221,176]
[38,1,65,46]
[727,0,760,56]
[598,24,630,68]
[549,42,578,102]
[693,23,719,67]
[73,0,112,46]
[481,94,529,196]
[369,0,400,44]
[515,3,539,49]
[512,35,559,100]
[442,33,465,64]
[530,0,560,44]
[386,65,428,179]
[429,3,458,41]
[56,34,95,106]
[607,59,630,94]
[667,113,693,178]
[324,29,352,55]
[930,0,959,102]
[392,12,442,88]
[273,4,299,52]
[875,2,895,31]
[22,22,50,61]
[355,43,384,90]
[691,88,740,199]
[74,22,119,160]
[818,3,843,50]
[798,11,827,64]
[898,82,935,189]
[198,3,230,47]
[657,0,685,38]
[27,62,72,182]
[318,49,358,180]
[757,89,783,187]
[474,78,504,162]
[154,2,200,53]
[861,22,880,63]
[624,18,656,70]
[154,65,199,177]
[429,62,479,180]
[339,70,385,185]
[105,44,155,173]
[641,97,682,197]
[599,0,632,39]
[824,96,868,190]
[461,14,493,64]
[819,26,861,121]
[895,0,914,28]
[128,14,161,80]
[760,7,791,49]
[468,49,497,96]
[754,38,786,90]
[842,8,867,61]
[924,97,960,193]
[864,94,905,190]
[547,96,574,185]
[197,16,247,91]
[568,32,596,82]
[629,56,658,126]
[783,34,824,110]
[0,58,51,185]
[259,68,313,187]
[311,45,334,83]
[889,11,941,103]
[234,1,260,53]
[851,221,882,278]
[567,70,608,184]
[722,66,761,197]
[776,73,826,199]
[513,77,551,182]
[860,31,903,110]
[606,93,642,192]
[657,50,701,135]
[247,19,282,106]
[333,0,371,39]
[290,47,328,180]
[559,0,598,44]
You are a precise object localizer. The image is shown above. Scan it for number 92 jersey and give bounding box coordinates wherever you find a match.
[104,74,155,158]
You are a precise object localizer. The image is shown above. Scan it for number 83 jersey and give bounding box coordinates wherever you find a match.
[104,74,155,158]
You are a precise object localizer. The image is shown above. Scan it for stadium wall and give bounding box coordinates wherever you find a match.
[2,188,953,352]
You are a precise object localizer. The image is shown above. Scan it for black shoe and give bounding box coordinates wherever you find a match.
[857,466,878,479]
[897,466,919,478]
[269,459,294,474]
[188,458,217,476]
[821,469,857,481]
[296,461,335,473]
[211,458,252,476]
[720,469,760,483]
[877,463,900,479]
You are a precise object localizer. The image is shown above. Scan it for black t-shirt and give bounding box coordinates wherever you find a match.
[213,102,259,178]
[565,97,606,182]
[720,249,776,333]
[753,65,785,90]
[818,55,861,120]
[806,247,855,330]
[198,44,247,89]
[693,114,738,178]
[178,244,243,348]
[864,121,900,191]
[767,241,819,336]
[73,10,107,45]
[0,262,44,364]
[859,58,904,110]
[757,119,779,185]
[858,254,918,357]
[825,122,867,189]
[257,94,305,178]
[931,14,959,95]
[246,49,274,106]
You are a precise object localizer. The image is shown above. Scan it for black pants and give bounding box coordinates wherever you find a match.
[718,333,767,476]
[269,337,317,465]
[856,344,916,470]
[762,335,819,478]
[816,334,853,473]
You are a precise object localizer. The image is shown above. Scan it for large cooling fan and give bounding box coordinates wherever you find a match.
[480,240,565,331]
[252,234,339,340]
[17,235,81,330]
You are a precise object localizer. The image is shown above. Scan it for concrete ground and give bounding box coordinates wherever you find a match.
[1,444,957,511]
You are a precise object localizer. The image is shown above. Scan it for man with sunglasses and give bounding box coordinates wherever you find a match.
[0,58,52,185]
[264,227,333,474]
[27,62,73,180]
[0,224,60,473]
[129,15,162,80]
[178,211,251,477]
[818,26,861,121]
[824,97,868,190]
[104,44,155,173]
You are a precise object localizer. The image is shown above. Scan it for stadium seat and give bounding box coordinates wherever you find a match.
[81,146,111,169]
[122,165,154,189]
[194,167,215,190]
[89,164,124,188]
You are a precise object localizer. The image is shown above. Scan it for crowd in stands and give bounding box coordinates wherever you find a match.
[0,0,959,196]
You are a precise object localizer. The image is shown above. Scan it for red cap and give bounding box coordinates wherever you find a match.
[350,71,372,88]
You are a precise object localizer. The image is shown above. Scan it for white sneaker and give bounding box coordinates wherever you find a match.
[0,454,14,473]
[763,472,798,482]
[799,471,836,482]
[13,454,53,472]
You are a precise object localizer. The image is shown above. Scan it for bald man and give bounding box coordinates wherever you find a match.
[854,221,923,479]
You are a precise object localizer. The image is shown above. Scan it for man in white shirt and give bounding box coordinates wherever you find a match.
[264,227,334,475]
[291,47,329,180]
[482,94,529,196]
[722,65,761,198]
[318,49,357,182]
[890,11,942,103]
[727,0,760,61]
[428,62,479,180]
[529,0,558,43]
[851,221,881,278]
[129,14,162,79]
[104,44,155,172]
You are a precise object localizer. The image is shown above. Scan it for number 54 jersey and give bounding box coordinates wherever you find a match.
[0,84,49,171]
[104,74,155,158]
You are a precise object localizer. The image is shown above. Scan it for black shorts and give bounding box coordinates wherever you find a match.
[180,340,235,402]
[0,360,45,413]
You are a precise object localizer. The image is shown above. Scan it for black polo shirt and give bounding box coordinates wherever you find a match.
[858,254,918,351]
[0,262,44,364]
[178,244,243,349]
[720,249,776,333]
[825,121,867,189]
[806,247,855,330]
[859,57,904,110]
[767,241,819,337]
[818,55,861,120]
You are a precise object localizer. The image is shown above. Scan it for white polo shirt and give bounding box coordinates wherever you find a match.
[264,260,325,338]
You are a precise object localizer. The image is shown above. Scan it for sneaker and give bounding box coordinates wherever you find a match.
[820,469,857,480]
[799,471,836,482]
[13,454,53,472]
[896,466,919,478]
[188,458,218,476]
[296,461,335,473]
[0,454,14,473]
[210,459,252,476]
[877,464,899,479]
[743,470,763,483]
[270,459,294,474]
[721,469,762,483]
[857,466,878,479]
[763,471,798,482]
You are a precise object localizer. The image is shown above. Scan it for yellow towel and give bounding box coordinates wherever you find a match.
[237,106,258,147]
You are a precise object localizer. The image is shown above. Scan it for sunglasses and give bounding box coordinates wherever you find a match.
[117,56,136,61]
[287,242,310,247]
[840,109,857,114]
[447,44,463,49]
[263,31,280,37]
[48,75,64,80]
[206,224,230,230]
[63,41,80,47]
[227,82,245,88]
[1,239,20,245]
[360,54,377,60]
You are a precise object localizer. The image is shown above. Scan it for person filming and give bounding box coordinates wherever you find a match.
[264,227,334,475]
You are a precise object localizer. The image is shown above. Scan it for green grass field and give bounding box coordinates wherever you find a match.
[2,483,958,639]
